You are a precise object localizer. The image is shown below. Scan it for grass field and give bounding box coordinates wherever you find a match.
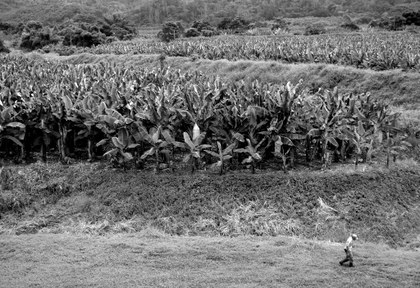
[1,232,419,288]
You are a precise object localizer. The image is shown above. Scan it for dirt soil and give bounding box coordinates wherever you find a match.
[0,232,419,288]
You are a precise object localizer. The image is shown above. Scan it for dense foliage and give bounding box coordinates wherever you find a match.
[158,22,184,42]
[2,0,420,27]
[84,33,420,72]
[0,39,10,53]
[17,17,136,50]
[20,21,60,50]
[217,17,250,32]
[0,56,411,172]
[304,23,327,35]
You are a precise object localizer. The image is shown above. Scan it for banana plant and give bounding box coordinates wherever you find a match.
[274,136,295,173]
[384,131,412,168]
[234,138,263,174]
[204,141,236,175]
[182,123,211,173]
[350,120,377,167]
[98,128,139,169]
[139,126,182,173]
[0,106,26,162]
[0,122,26,162]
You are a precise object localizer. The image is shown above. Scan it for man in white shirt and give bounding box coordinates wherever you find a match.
[339,234,358,267]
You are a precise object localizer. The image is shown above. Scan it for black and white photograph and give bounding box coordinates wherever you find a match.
[0,0,420,287]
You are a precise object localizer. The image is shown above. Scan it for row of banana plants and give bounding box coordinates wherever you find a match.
[0,56,413,173]
[80,32,420,72]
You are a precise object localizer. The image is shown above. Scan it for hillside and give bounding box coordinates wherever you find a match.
[1,0,420,26]
[1,161,419,248]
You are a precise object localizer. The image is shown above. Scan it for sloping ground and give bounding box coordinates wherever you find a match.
[0,233,419,287]
[11,51,420,128]
[34,52,420,108]
[1,161,419,248]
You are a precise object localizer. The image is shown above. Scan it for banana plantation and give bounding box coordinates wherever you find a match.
[0,55,411,173]
[82,32,420,72]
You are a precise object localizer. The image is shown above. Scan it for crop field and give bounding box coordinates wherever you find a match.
[0,54,415,172]
[80,32,420,72]
[1,14,420,287]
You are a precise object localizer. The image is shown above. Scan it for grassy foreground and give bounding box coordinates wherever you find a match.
[0,232,419,288]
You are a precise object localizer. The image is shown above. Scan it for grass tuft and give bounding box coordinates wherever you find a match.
[219,201,301,237]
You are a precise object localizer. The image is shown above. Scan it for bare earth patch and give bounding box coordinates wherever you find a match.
[0,233,419,288]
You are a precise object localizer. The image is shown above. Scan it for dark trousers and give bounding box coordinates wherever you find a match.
[340,249,354,266]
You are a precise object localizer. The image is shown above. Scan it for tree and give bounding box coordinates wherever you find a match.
[158,21,184,42]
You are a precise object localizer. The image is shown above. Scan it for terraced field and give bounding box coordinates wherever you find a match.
[78,32,420,72]
[1,16,420,288]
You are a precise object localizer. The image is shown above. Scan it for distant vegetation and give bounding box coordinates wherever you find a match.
[1,0,420,27]
[0,38,10,53]
[0,14,136,50]
[0,0,420,50]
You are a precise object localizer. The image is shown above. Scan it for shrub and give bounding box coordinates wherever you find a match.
[60,25,106,47]
[217,17,250,33]
[402,11,420,26]
[25,21,43,31]
[251,21,269,28]
[0,38,10,53]
[0,22,20,35]
[304,24,326,35]
[185,28,200,38]
[158,21,184,42]
[369,16,406,31]
[201,29,217,37]
[229,17,250,32]
[20,24,60,50]
[271,17,289,32]
[191,20,214,32]
[341,23,360,31]
[103,14,136,40]
[217,18,231,30]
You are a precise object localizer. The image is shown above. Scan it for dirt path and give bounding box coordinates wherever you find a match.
[0,232,419,288]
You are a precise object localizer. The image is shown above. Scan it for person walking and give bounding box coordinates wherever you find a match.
[339,234,358,267]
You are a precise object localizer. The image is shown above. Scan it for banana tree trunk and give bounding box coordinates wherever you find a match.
[386,131,390,168]
[305,135,312,162]
[155,149,160,173]
[340,140,346,161]
[289,146,295,168]
[41,141,47,162]
[58,122,67,162]
[355,153,359,169]
[88,138,94,161]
